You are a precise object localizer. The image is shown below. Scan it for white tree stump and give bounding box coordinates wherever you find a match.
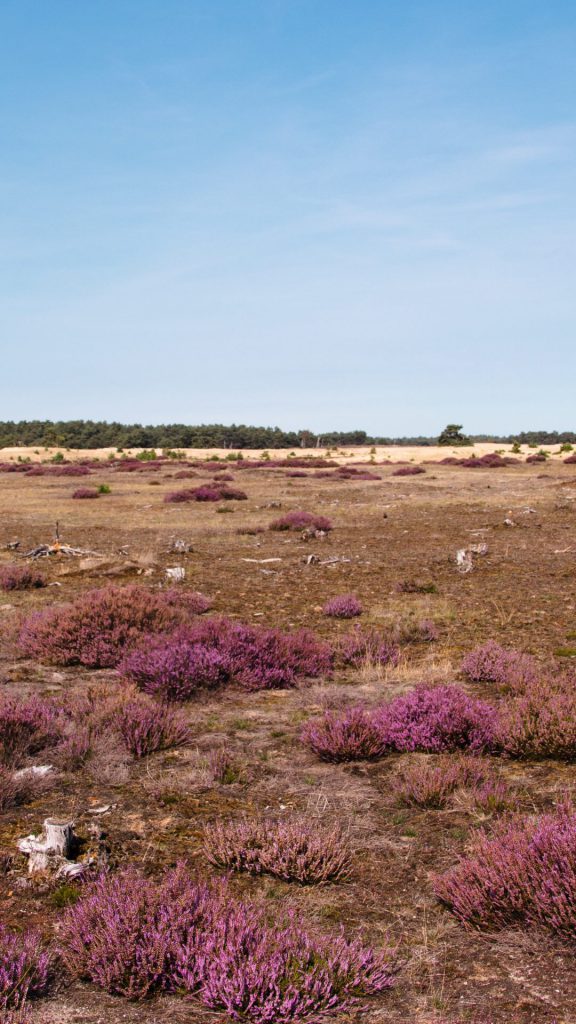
[18,818,76,874]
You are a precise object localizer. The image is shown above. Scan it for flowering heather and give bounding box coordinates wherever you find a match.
[392,760,466,809]
[378,685,497,754]
[495,686,576,759]
[71,487,100,499]
[470,779,511,814]
[218,486,247,501]
[392,465,425,476]
[164,489,196,503]
[0,924,50,1012]
[42,464,91,476]
[461,641,539,692]
[191,485,224,502]
[203,818,351,884]
[565,454,576,464]
[209,744,242,784]
[526,453,547,463]
[19,585,197,667]
[173,469,198,479]
[302,707,389,762]
[0,564,46,591]
[120,635,229,701]
[0,695,61,768]
[117,699,191,758]
[338,626,400,669]
[434,806,576,936]
[269,510,333,532]
[60,865,395,1020]
[136,617,334,694]
[323,594,363,619]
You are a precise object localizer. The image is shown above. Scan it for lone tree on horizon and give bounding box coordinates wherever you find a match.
[438,423,470,446]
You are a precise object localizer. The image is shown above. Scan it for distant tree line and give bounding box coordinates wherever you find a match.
[0,420,574,450]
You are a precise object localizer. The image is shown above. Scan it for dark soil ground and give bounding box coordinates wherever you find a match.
[1,455,576,1024]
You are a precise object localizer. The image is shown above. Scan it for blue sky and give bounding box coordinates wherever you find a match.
[1,0,574,435]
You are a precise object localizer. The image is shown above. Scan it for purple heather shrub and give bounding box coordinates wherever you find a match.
[24,465,47,476]
[190,485,223,502]
[415,618,439,642]
[392,759,466,809]
[470,779,511,814]
[0,695,61,768]
[495,686,576,760]
[213,472,234,481]
[302,706,389,762]
[526,453,547,463]
[338,626,400,669]
[60,864,395,1019]
[378,685,497,754]
[122,618,332,698]
[173,470,198,479]
[434,805,576,936]
[18,585,197,667]
[0,564,46,591]
[0,924,50,1012]
[52,464,92,476]
[564,454,576,464]
[120,635,229,701]
[217,486,247,501]
[71,487,100,499]
[461,641,539,692]
[163,489,195,502]
[269,510,333,532]
[203,817,351,884]
[323,594,363,619]
[209,744,242,784]
[392,465,425,476]
[117,699,191,758]
[285,470,307,477]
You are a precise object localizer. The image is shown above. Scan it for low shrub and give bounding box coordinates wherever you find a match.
[60,865,395,1019]
[470,779,511,814]
[164,489,195,503]
[495,686,576,759]
[0,696,61,768]
[392,760,464,809]
[71,488,100,499]
[269,510,333,532]
[117,699,191,758]
[209,745,243,784]
[392,466,425,476]
[461,641,539,691]
[218,487,247,501]
[0,924,50,1012]
[565,454,576,465]
[378,685,497,754]
[0,565,46,591]
[434,805,576,936]
[203,817,351,884]
[19,585,198,667]
[302,707,389,762]
[120,636,229,701]
[338,627,400,669]
[123,617,333,696]
[323,594,363,619]
[190,486,223,502]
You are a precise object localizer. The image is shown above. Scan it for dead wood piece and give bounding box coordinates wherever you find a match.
[165,566,186,581]
[18,818,76,874]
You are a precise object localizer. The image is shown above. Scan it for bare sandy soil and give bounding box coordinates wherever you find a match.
[1,442,571,464]
[1,453,576,1024]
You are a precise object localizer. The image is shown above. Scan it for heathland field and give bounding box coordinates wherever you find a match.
[1,444,576,1024]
